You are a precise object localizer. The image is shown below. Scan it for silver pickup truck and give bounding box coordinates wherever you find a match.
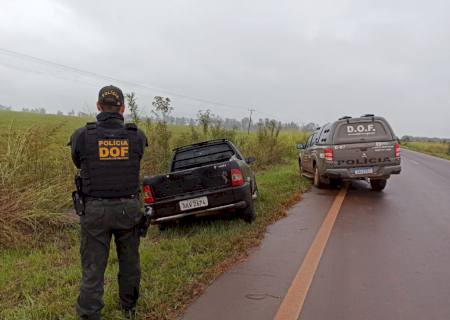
[298,115,401,191]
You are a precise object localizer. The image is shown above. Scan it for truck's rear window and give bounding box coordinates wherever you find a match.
[333,121,393,144]
[172,143,235,171]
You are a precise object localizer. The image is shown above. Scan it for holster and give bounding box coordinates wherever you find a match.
[138,207,153,237]
[73,174,85,216]
[72,191,85,216]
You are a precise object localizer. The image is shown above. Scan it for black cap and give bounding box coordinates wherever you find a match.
[98,85,124,106]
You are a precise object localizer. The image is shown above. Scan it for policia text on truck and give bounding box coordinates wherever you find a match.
[69,85,148,320]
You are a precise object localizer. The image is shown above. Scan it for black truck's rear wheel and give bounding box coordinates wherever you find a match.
[370,179,387,191]
[329,178,342,188]
[241,200,256,223]
[158,221,177,231]
[158,223,169,231]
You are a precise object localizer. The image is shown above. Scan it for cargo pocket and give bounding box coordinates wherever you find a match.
[122,198,142,227]
[81,199,106,228]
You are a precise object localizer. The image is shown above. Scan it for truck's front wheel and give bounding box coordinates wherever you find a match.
[241,200,256,223]
[370,179,387,191]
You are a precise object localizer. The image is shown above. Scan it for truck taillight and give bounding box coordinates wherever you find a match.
[231,168,244,187]
[395,143,400,158]
[324,148,333,161]
[143,185,155,204]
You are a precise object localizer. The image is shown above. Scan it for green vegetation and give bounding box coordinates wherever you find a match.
[0,161,309,319]
[0,109,308,248]
[0,111,90,247]
[402,141,450,160]
[0,108,310,318]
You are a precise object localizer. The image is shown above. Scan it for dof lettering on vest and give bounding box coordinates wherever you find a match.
[98,139,129,160]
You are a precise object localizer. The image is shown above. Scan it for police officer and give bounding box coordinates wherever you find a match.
[69,85,148,319]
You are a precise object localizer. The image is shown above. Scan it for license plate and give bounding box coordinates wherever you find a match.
[179,196,208,211]
[354,167,374,175]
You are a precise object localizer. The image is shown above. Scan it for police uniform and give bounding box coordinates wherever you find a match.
[69,86,148,320]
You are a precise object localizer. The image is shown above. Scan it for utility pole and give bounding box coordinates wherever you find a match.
[247,108,255,134]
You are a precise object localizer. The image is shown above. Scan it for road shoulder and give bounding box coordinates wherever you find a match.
[181,187,337,320]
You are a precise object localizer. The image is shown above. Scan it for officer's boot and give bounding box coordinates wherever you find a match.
[122,307,137,320]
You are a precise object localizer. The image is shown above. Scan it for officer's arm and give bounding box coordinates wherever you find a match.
[138,129,149,149]
[68,128,84,168]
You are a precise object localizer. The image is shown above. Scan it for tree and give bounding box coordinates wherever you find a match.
[197,109,212,137]
[302,122,319,132]
[125,92,140,124]
[151,96,172,122]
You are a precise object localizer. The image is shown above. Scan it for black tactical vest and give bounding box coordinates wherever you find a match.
[80,122,142,198]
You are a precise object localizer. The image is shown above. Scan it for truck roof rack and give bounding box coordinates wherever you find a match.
[173,139,228,151]
[338,116,352,120]
[361,114,375,117]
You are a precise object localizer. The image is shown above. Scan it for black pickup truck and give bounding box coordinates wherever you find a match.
[142,139,258,229]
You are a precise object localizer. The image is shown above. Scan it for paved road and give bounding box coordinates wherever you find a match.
[182,149,450,320]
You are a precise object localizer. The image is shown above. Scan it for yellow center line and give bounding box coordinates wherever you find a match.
[274,183,349,320]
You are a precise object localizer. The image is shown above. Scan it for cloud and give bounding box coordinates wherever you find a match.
[0,0,449,137]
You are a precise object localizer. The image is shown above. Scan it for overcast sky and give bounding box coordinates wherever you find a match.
[0,0,449,137]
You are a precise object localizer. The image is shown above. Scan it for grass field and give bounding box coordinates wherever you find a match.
[0,110,308,247]
[0,161,309,319]
[402,141,450,160]
[0,110,311,319]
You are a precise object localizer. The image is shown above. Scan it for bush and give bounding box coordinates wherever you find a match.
[234,120,308,170]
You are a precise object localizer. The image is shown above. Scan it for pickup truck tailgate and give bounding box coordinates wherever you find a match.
[150,164,231,200]
[333,142,399,168]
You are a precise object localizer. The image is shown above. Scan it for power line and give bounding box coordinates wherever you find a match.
[0,48,251,111]
[0,47,295,123]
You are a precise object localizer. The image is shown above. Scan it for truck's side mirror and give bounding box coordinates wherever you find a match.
[297,144,305,150]
[246,156,256,164]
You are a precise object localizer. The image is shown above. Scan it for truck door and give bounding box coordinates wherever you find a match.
[309,131,323,170]
[303,134,316,173]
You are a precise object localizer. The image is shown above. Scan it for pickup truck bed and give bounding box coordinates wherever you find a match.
[143,139,257,227]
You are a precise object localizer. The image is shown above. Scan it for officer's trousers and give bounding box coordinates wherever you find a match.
[76,197,142,319]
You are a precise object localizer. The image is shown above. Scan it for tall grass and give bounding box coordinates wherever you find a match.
[0,123,76,247]
[0,112,309,248]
